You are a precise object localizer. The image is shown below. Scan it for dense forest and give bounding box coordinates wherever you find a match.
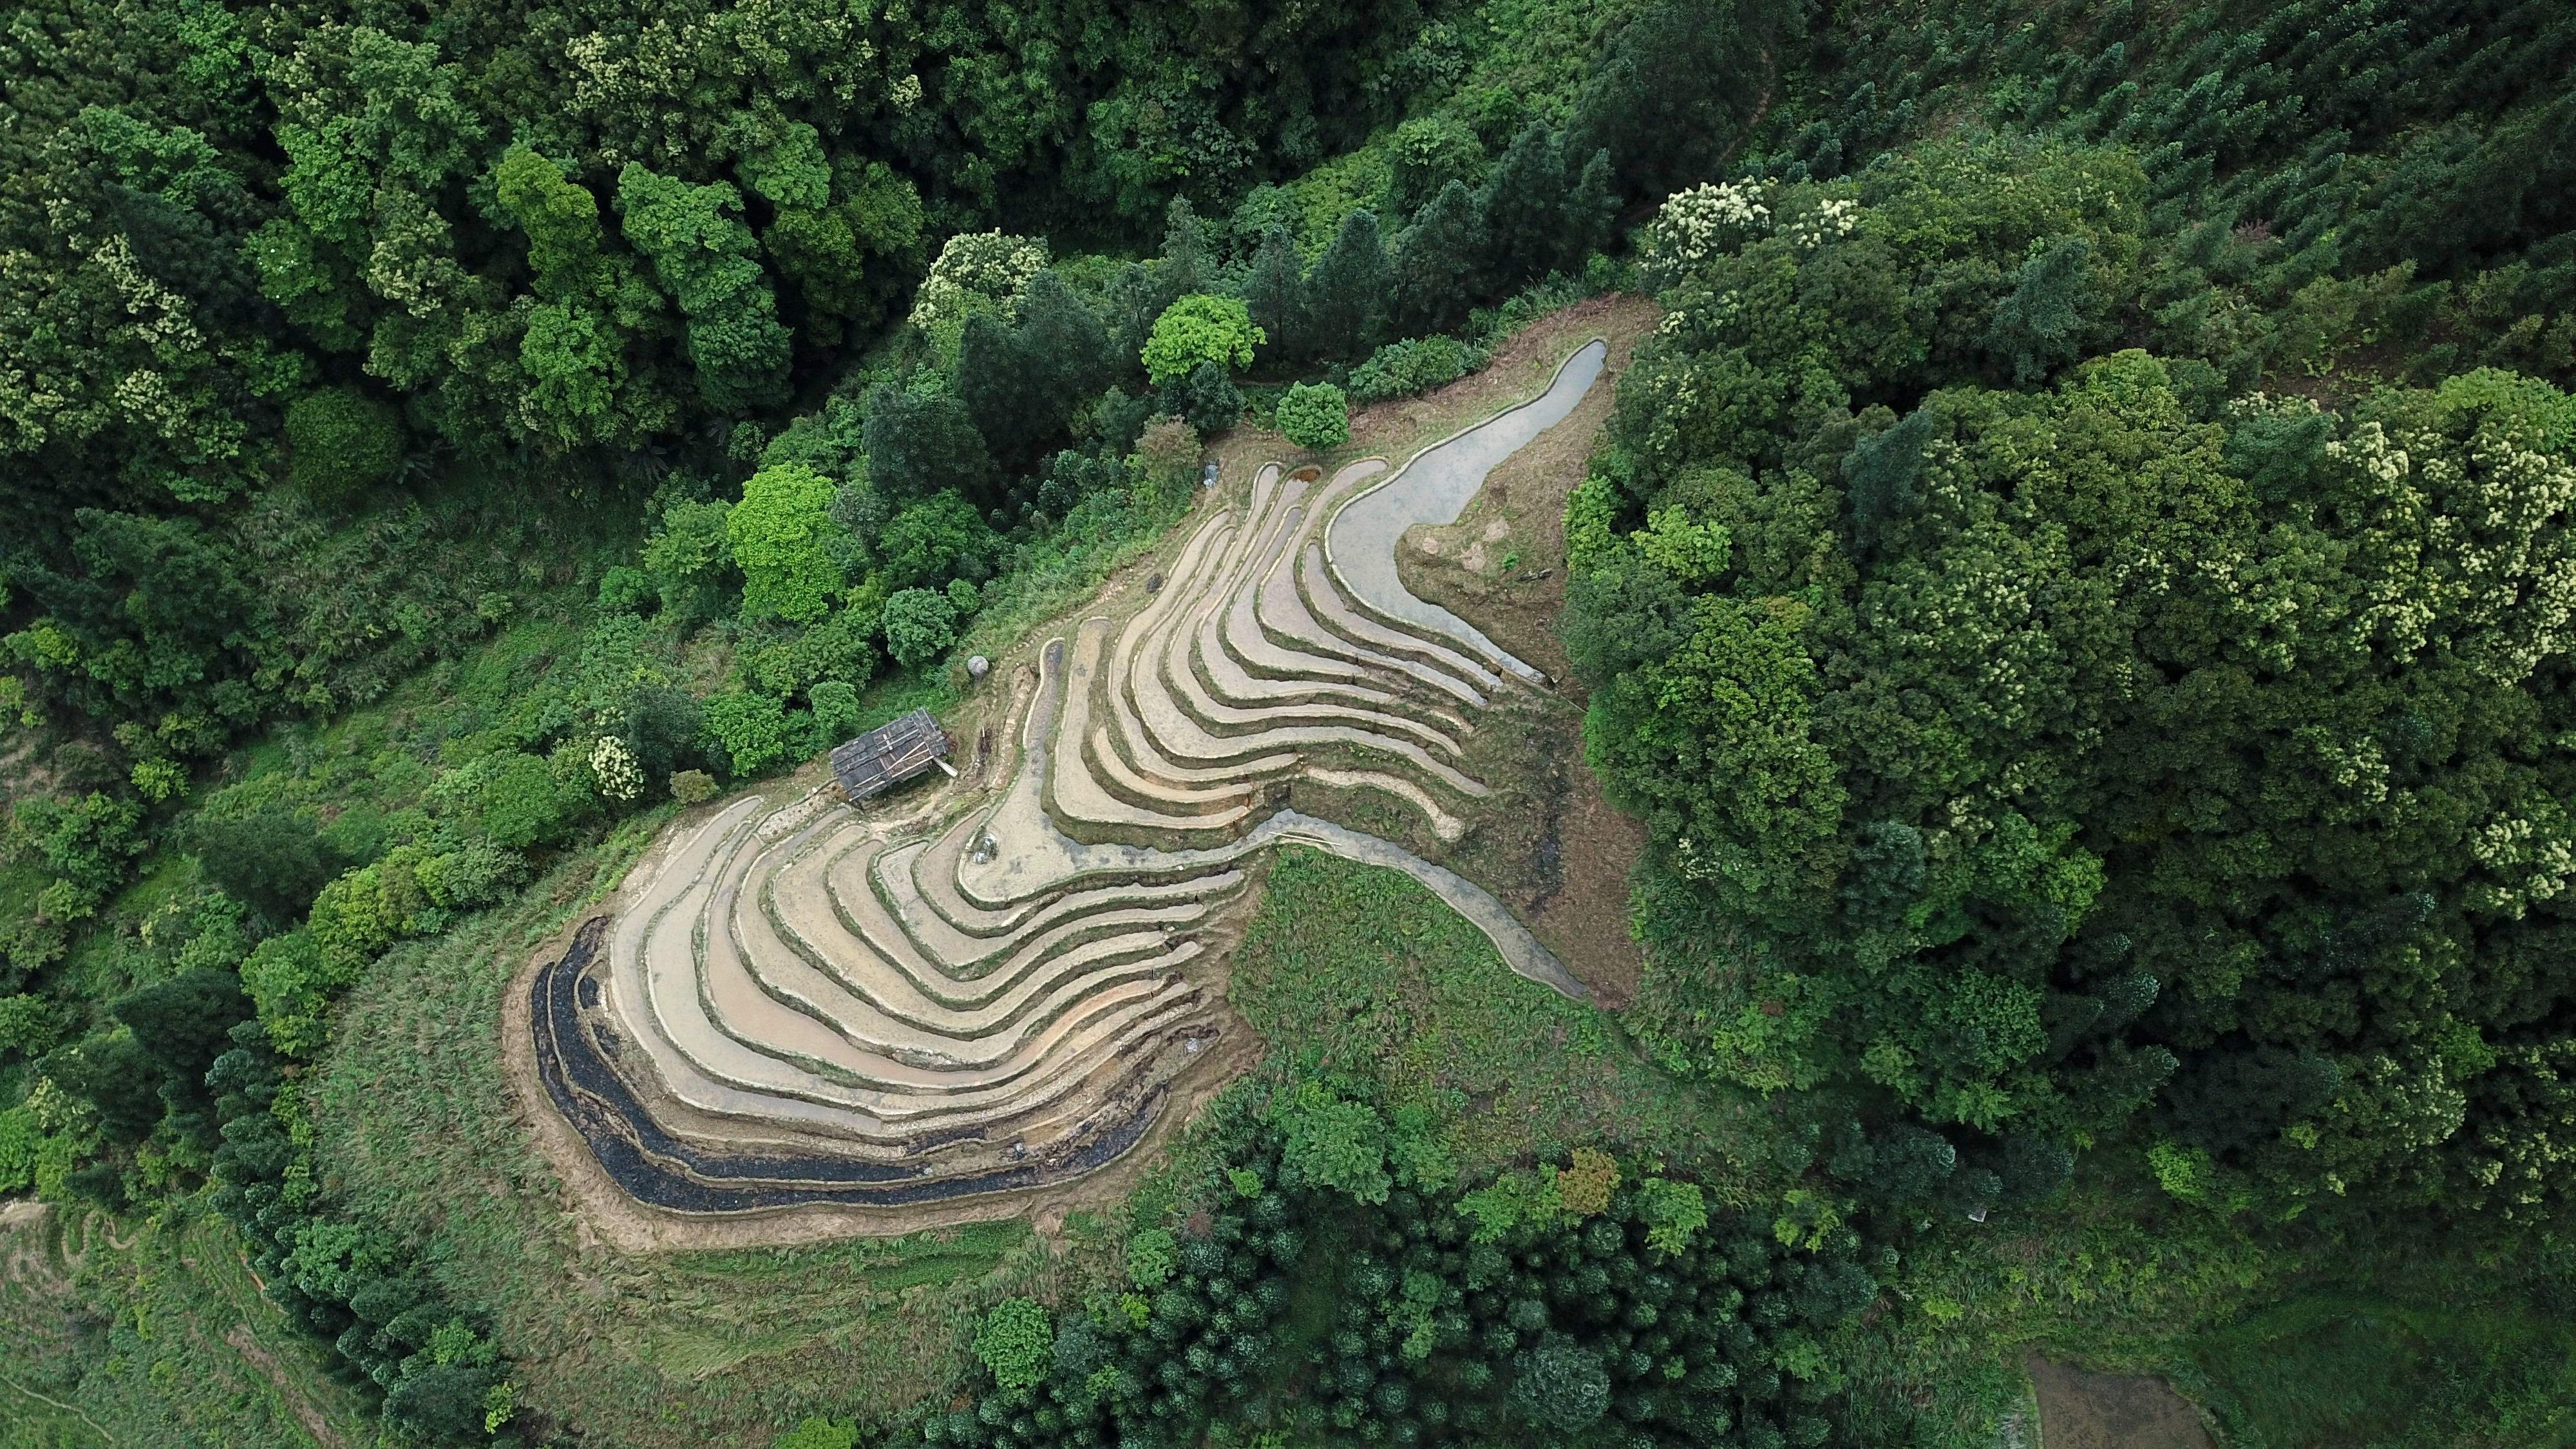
[3,0,2574,1445]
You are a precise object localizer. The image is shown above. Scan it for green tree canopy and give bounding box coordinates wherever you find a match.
[284,387,404,504]
[1141,294,1263,386]
[727,462,846,623]
[880,587,958,670]
[616,165,789,413]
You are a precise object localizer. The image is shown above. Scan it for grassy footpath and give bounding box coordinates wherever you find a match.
[0,1207,375,1448]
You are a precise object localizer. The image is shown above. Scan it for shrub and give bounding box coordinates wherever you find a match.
[1131,415,1201,502]
[743,605,882,699]
[285,386,404,503]
[1634,1177,1709,1253]
[881,587,959,670]
[596,565,656,614]
[623,685,706,782]
[1276,381,1350,450]
[808,680,862,740]
[974,1298,1054,1392]
[641,497,736,623]
[307,846,431,971]
[382,1361,501,1445]
[1142,294,1264,384]
[670,769,718,804]
[241,928,358,1056]
[1272,1080,1390,1204]
[10,791,146,919]
[1347,336,1478,403]
[1511,1337,1610,1432]
[773,1418,859,1449]
[413,838,522,909]
[1034,448,1124,516]
[475,753,576,849]
[1558,1148,1620,1217]
[1127,1227,1179,1289]
[702,691,795,777]
[1166,361,1244,434]
[878,490,996,589]
[180,807,345,921]
[0,994,62,1060]
[909,230,1048,362]
[590,736,645,802]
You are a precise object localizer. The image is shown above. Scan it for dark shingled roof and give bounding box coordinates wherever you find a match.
[830,708,950,801]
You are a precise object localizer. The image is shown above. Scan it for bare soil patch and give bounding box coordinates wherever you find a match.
[1392,294,1660,1004]
[2025,1354,2215,1449]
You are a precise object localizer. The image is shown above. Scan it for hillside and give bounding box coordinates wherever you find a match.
[4,3,2575,1448]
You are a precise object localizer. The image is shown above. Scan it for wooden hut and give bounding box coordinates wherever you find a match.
[829,708,953,802]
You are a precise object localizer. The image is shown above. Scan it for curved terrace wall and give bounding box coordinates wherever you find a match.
[532,341,1607,1216]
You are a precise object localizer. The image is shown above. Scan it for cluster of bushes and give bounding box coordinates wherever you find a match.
[1346,336,1484,404]
[855,1079,1879,1449]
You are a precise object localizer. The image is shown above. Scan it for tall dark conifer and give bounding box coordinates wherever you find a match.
[864,379,998,507]
[1479,121,1569,285]
[1243,226,1309,364]
[1390,182,1487,334]
[1014,270,1117,403]
[955,310,1046,462]
[1305,209,1388,361]
[1566,146,1619,263]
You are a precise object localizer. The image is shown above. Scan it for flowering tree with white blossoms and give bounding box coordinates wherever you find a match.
[907,231,1048,363]
[1641,181,1772,285]
[591,735,645,803]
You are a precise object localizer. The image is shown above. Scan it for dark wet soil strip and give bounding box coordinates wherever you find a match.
[530,917,1170,1212]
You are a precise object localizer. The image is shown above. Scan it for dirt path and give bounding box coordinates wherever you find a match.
[0,1372,117,1444]
[2025,1354,2213,1449]
[224,1324,346,1449]
[1394,294,1660,1004]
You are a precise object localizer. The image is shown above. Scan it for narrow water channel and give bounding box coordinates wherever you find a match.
[1323,339,1609,682]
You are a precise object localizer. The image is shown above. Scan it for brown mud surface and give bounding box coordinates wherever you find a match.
[498,298,1658,1248]
[497,789,1267,1253]
[1396,294,1658,1004]
[2025,1354,2215,1449]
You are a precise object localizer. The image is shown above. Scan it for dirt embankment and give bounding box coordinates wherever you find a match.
[2025,1354,2215,1449]
[1390,294,1660,1005]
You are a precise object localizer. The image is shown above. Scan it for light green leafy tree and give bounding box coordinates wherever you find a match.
[1141,294,1263,386]
[617,164,790,412]
[973,1298,1054,1392]
[728,463,846,623]
[880,587,958,670]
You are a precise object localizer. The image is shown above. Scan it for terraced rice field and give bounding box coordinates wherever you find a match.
[533,341,1608,1213]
